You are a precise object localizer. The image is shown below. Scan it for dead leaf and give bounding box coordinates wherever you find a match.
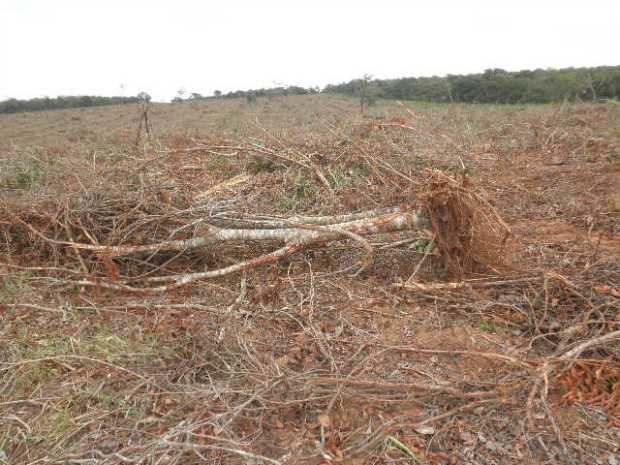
[594,285,620,298]
[289,347,303,360]
[402,407,425,418]
[414,425,435,435]
[275,354,289,366]
[317,413,333,429]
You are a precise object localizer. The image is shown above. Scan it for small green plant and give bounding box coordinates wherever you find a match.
[24,435,47,445]
[75,388,130,411]
[386,435,418,459]
[0,272,33,302]
[329,164,349,189]
[409,239,436,253]
[353,161,373,177]
[605,152,620,162]
[7,167,38,188]
[51,408,73,436]
[480,322,496,332]
[92,333,131,362]
[294,175,315,199]
[276,196,297,212]
[246,156,275,174]
[606,126,620,138]
[96,148,120,164]
[29,361,60,385]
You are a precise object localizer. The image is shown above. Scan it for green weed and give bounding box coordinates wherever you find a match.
[353,161,373,177]
[51,408,73,436]
[294,175,315,199]
[409,239,436,253]
[75,388,130,411]
[480,322,496,332]
[605,152,620,162]
[329,164,349,189]
[386,435,419,459]
[277,197,297,212]
[92,333,131,362]
[0,272,33,302]
[6,167,38,188]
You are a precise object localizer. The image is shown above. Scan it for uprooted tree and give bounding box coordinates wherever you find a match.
[1,168,510,293]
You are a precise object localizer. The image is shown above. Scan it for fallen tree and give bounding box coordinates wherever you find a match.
[1,170,510,293]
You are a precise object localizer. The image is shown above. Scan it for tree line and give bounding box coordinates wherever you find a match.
[3,66,619,114]
[182,86,320,104]
[324,66,620,104]
[0,95,142,115]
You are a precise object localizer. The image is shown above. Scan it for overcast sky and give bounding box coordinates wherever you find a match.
[0,0,618,102]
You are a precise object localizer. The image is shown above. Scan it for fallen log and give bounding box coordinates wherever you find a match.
[68,206,426,257]
[1,170,510,293]
[69,206,429,292]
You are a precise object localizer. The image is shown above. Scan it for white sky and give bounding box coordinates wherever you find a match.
[0,0,618,102]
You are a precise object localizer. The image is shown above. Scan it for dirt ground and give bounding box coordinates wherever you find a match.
[0,96,618,464]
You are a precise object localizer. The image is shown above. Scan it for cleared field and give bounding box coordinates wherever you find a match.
[0,95,369,149]
[1,95,619,464]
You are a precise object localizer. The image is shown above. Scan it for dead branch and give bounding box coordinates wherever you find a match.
[412,399,509,427]
[72,209,425,292]
[161,143,310,170]
[169,141,337,193]
[69,208,424,258]
[526,328,620,459]
[394,275,542,291]
[307,376,498,399]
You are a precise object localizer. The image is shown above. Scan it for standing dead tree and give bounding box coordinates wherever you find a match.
[134,98,153,147]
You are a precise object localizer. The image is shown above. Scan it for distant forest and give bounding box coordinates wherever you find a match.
[324,66,620,104]
[1,66,619,114]
[215,66,620,105]
[0,95,141,115]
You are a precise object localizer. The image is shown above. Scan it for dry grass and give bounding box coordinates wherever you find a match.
[1,95,619,464]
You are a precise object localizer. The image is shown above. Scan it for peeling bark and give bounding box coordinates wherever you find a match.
[66,206,430,292]
[71,206,429,258]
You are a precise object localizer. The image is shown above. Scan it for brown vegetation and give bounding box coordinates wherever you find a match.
[1,95,619,464]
